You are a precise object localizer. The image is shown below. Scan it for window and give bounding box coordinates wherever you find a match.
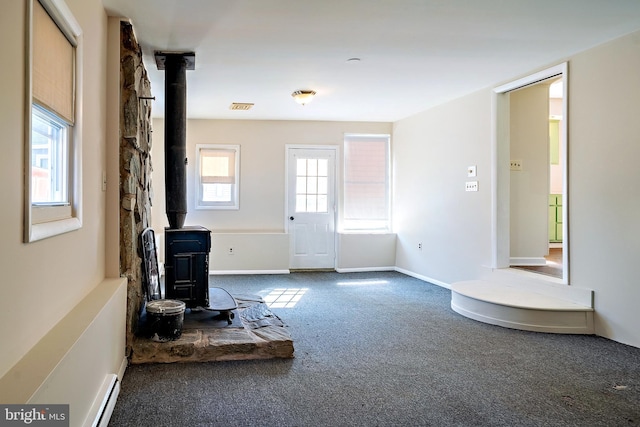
[343,134,390,231]
[196,144,240,210]
[31,105,69,205]
[295,158,329,213]
[25,0,82,242]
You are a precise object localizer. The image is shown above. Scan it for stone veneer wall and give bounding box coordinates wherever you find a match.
[120,22,153,356]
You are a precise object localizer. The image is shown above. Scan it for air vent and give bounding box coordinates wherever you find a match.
[230,103,254,111]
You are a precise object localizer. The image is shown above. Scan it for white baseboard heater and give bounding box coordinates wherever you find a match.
[85,374,120,427]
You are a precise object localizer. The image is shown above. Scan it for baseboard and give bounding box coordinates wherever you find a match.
[117,356,127,381]
[394,267,451,289]
[509,257,547,266]
[209,269,290,275]
[336,266,395,273]
[83,373,120,427]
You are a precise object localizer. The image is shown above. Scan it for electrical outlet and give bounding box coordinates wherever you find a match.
[510,160,523,171]
[465,181,478,192]
[418,242,423,250]
[228,247,234,255]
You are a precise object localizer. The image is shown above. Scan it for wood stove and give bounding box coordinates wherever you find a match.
[154,51,212,309]
[164,226,211,308]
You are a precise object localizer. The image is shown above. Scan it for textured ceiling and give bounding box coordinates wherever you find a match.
[101,0,640,122]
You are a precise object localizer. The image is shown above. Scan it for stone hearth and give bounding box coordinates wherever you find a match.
[130,294,294,364]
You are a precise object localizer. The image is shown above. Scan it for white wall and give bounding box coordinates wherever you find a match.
[0,0,127,418]
[392,30,640,348]
[337,233,396,272]
[151,118,395,271]
[393,89,493,284]
[568,31,640,346]
[509,84,550,263]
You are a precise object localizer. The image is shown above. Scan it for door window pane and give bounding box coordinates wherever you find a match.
[318,159,328,176]
[295,158,329,213]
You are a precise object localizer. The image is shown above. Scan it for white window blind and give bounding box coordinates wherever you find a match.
[33,0,75,124]
[196,144,240,209]
[343,134,390,231]
[200,148,236,184]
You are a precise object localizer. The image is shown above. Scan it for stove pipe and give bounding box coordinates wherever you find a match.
[155,52,195,229]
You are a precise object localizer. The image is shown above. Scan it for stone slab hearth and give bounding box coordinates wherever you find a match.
[130,294,294,364]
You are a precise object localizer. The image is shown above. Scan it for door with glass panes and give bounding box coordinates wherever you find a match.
[287,147,336,269]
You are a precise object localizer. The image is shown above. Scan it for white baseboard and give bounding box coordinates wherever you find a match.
[84,374,120,427]
[394,267,451,289]
[509,257,547,266]
[117,356,127,381]
[209,269,290,275]
[336,266,395,273]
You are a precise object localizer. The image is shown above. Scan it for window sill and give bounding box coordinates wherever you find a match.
[195,205,239,211]
[339,230,394,235]
[27,217,81,242]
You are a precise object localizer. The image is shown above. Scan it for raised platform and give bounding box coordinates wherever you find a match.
[451,279,594,334]
[130,294,294,364]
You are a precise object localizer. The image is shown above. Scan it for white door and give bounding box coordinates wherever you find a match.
[287,147,336,269]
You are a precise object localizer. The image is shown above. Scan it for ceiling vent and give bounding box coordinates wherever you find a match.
[230,103,254,111]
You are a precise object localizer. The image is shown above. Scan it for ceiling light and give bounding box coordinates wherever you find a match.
[292,90,316,106]
[229,102,254,110]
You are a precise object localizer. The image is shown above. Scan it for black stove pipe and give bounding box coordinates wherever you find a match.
[156,52,195,229]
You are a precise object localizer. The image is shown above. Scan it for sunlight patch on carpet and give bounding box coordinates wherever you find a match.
[264,288,308,308]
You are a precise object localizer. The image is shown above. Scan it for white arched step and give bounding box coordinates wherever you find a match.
[451,279,594,334]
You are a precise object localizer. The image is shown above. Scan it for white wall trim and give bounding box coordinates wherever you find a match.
[394,267,451,289]
[494,63,566,93]
[209,270,290,275]
[116,356,127,381]
[509,257,547,266]
[336,266,395,273]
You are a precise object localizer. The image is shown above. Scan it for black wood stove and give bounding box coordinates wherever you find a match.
[164,226,211,308]
[155,51,212,309]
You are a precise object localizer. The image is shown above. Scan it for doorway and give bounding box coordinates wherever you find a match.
[492,63,569,283]
[286,146,337,269]
[511,78,564,279]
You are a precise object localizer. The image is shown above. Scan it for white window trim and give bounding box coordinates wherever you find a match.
[24,0,83,242]
[195,144,240,210]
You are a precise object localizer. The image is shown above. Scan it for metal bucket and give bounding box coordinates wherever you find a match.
[146,299,186,342]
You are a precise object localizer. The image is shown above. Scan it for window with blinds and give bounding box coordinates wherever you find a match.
[26,0,82,242]
[343,134,390,231]
[196,144,240,209]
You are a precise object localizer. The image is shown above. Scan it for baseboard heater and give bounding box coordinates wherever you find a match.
[85,374,120,427]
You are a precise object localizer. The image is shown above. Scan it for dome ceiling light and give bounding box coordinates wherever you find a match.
[292,90,316,106]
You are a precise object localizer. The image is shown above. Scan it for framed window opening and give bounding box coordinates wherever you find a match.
[342,134,391,232]
[25,0,83,242]
[196,144,240,210]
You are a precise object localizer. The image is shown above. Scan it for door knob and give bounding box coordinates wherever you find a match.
[289,216,295,221]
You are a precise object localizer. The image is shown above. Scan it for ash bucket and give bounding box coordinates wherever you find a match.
[146,299,186,342]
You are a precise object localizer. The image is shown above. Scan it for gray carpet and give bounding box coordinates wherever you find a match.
[109,271,640,427]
